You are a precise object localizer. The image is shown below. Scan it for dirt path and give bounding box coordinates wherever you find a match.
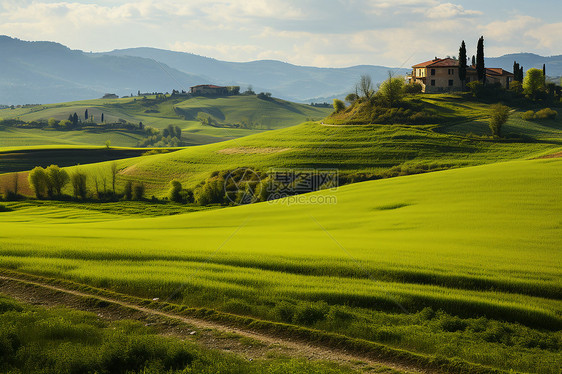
[0,273,424,374]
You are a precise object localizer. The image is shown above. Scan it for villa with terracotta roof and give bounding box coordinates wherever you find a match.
[190,84,228,96]
[408,58,514,93]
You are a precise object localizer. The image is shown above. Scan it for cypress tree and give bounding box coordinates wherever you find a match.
[85,109,89,120]
[472,55,476,66]
[519,66,524,82]
[513,61,520,81]
[101,113,104,123]
[72,113,78,126]
[476,36,485,83]
[458,41,467,89]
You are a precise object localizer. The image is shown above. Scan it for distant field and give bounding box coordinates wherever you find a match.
[0,95,332,147]
[1,159,560,373]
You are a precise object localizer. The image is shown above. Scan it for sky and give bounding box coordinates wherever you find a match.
[0,0,561,68]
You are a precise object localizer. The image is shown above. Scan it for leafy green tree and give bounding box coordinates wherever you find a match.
[489,103,510,137]
[28,167,49,198]
[378,73,405,107]
[523,68,545,98]
[332,99,345,113]
[46,165,69,197]
[458,40,467,89]
[71,172,88,199]
[169,180,183,202]
[196,179,225,205]
[48,118,57,128]
[476,36,485,83]
[59,120,72,129]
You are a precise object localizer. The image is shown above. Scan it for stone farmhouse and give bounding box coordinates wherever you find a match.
[408,58,514,93]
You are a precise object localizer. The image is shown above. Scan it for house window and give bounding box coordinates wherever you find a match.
[431,80,436,86]
[431,69,436,76]
[449,80,454,86]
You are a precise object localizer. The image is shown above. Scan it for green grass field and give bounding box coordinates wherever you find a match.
[0,95,331,147]
[1,158,560,373]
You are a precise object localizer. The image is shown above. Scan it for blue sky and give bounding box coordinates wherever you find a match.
[0,0,560,67]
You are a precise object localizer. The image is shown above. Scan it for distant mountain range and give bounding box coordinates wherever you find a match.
[1,35,561,105]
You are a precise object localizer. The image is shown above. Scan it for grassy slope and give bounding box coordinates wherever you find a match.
[1,158,560,372]
[66,118,562,197]
[0,95,331,147]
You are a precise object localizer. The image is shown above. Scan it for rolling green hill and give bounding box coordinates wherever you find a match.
[63,115,561,197]
[0,95,331,148]
[1,158,560,373]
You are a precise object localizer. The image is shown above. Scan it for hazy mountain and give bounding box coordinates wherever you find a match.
[2,35,561,105]
[486,53,562,77]
[0,36,204,105]
[107,48,410,102]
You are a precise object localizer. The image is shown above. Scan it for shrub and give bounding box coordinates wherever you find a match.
[439,315,468,332]
[467,81,484,97]
[332,99,345,113]
[168,180,183,202]
[378,74,405,107]
[180,188,194,204]
[293,302,328,325]
[535,108,557,120]
[271,301,295,323]
[404,82,423,94]
[123,181,133,200]
[195,179,225,205]
[489,103,510,137]
[521,110,535,120]
[344,93,359,104]
[132,183,145,201]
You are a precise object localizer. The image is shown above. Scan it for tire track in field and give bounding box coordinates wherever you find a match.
[0,274,424,374]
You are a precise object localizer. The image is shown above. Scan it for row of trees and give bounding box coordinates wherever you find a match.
[26,163,148,201]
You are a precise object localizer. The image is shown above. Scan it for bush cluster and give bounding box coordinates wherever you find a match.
[522,108,558,120]
[28,165,69,198]
[138,125,184,147]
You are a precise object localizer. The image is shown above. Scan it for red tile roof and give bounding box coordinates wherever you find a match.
[485,68,514,77]
[412,58,459,68]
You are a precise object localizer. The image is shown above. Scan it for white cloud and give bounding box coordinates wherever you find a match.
[426,3,482,19]
[526,22,562,50]
[0,1,560,68]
